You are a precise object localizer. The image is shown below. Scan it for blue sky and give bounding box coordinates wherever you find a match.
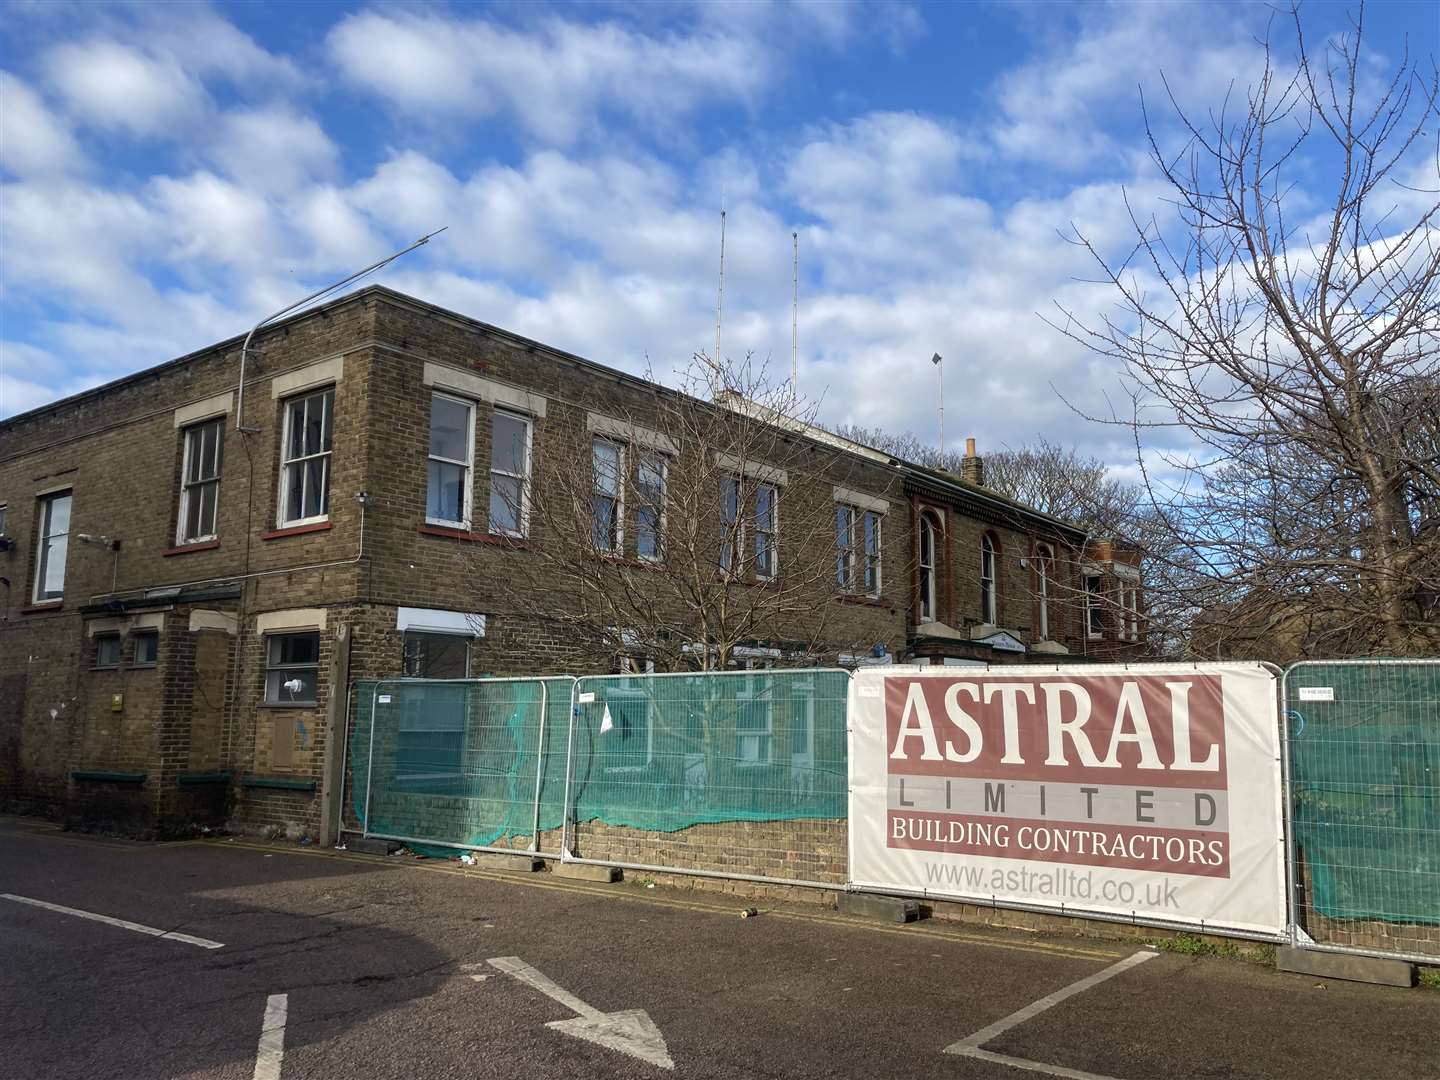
[1,0,1434,474]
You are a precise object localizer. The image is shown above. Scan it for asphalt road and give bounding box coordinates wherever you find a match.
[1,816,1436,1080]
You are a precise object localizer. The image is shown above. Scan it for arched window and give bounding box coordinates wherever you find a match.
[918,514,938,622]
[1034,543,1054,640]
[980,532,998,625]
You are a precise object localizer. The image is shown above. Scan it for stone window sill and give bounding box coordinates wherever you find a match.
[163,540,220,557]
[261,521,332,541]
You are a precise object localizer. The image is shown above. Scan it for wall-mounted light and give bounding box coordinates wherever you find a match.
[76,534,122,551]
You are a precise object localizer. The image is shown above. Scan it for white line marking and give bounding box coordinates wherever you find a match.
[944,950,1157,1053]
[952,1046,1133,1080]
[487,956,601,1018]
[487,956,674,1069]
[0,893,224,949]
[252,993,288,1080]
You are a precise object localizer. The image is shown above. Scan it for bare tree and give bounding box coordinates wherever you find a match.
[481,352,897,673]
[1054,3,1440,658]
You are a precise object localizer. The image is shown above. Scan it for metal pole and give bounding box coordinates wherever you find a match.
[529,680,550,853]
[235,229,446,432]
[560,677,583,860]
[363,681,383,835]
[791,231,798,392]
[714,208,726,363]
[1280,664,1299,948]
[938,357,944,464]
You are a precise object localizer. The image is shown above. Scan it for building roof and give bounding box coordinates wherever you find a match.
[0,283,1100,545]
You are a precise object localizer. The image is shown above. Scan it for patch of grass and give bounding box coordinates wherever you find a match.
[1141,934,1243,960]
[1418,968,1440,990]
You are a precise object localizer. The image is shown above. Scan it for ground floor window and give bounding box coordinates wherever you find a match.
[132,630,159,667]
[602,656,655,773]
[402,631,470,678]
[395,631,472,789]
[264,632,320,705]
[94,633,122,669]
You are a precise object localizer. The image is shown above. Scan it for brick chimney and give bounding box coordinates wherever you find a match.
[961,437,984,486]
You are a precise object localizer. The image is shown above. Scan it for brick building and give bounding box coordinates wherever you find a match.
[0,286,1141,837]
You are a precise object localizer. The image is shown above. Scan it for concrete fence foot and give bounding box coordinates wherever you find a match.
[1275,946,1416,987]
[837,892,920,924]
[554,863,623,883]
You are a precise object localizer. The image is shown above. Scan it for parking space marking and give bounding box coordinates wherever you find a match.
[945,949,1156,1053]
[943,949,1157,1079]
[252,993,288,1080]
[0,892,225,949]
[955,1047,1133,1080]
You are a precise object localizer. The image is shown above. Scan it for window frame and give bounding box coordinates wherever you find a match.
[94,633,122,670]
[402,630,472,679]
[835,505,855,591]
[487,408,533,538]
[131,630,159,668]
[862,510,882,597]
[980,532,998,625]
[736,658,775,766]
[1121,583,1140,641]
[277,387,335,529]
[720,475,742,573]
[177,417,225,545]
[33,490,72,604]
[603,656,656,773]
[754,481,778,582]
[634,451,667,563]
[591,437,626,554]
[836,504,882,598]
[917,513,937,622]
[1034,543,1054,641]
[263,631,321,707]
[0,503,9,537]
[1084,574,1105,640]
[425,391,475,530]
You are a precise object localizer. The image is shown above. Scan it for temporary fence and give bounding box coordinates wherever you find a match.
[344,659,1440,954]
[1283,659,1440,963]
[563,669,851,887]
[350,676,574,857]
[348,668,849,887]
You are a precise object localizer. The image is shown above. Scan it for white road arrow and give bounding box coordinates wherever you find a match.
[487,956,674,1070]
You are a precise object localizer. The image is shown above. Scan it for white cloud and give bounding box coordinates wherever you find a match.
[148,171,280,270]
[207,107,339,194]
[44,40,206,137]
[0,179,159,311]
[327,10,765,143]
[990,2,1262,169]
[0,72,86,176]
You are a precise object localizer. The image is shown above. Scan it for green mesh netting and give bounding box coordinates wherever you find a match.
[1288,662,1440,924]
[348,670,850,851]
[350,677,572,854]
[568,670,849,831]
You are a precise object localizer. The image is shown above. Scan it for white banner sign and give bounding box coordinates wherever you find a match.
[847,663,1284,936]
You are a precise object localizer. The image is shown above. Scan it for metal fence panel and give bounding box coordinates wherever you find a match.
[1284,659,1440,962]
[561,669,851,887]
[350,676,574,857]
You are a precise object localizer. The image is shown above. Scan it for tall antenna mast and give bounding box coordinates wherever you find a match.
[791,231,799,392]
[931,352,944,465]
[714,203,727,363]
